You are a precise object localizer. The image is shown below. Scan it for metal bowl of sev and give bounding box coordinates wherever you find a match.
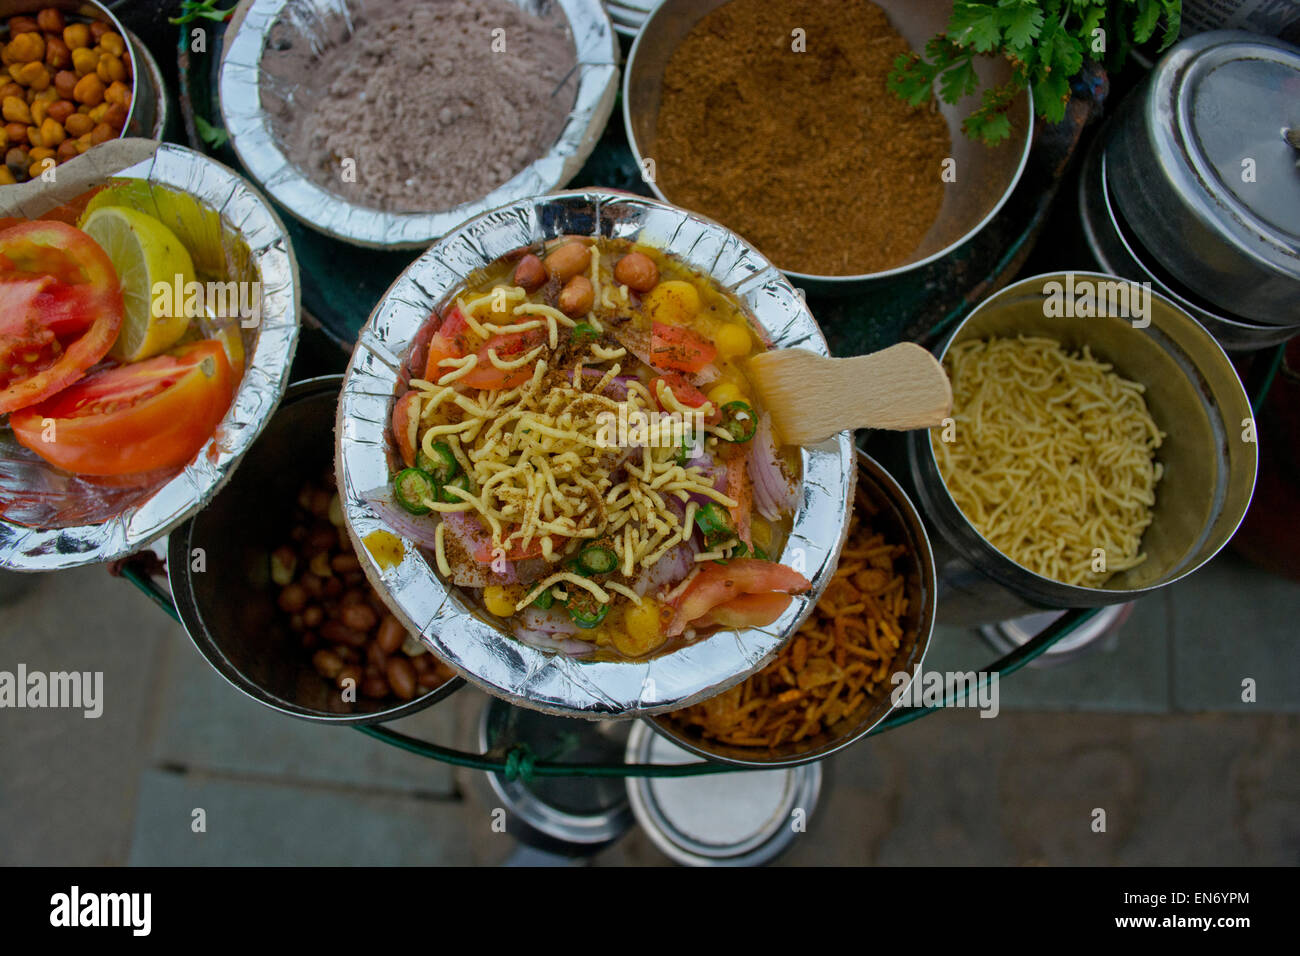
[219,0,620,250]
[649,449,936,767]
[335,190,856,718]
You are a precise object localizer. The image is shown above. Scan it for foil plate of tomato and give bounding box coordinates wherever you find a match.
[0,138,299,570]
[334,191,855,718]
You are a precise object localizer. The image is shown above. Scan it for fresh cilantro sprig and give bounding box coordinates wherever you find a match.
[169,0,235,26]
[888,0,1182,144]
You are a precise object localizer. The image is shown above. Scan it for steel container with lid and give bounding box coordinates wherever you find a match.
[1106,31,1300,326]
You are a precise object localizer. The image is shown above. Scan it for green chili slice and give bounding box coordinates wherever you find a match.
[578,545,618,575]
[532,589,555,610]
[393,468,437,515]
[694,502,734,545]
[441,472,475,503]
[417,442,459,484]
[567,592,610,629]
[720,401,757,442]
[572,322,599,343]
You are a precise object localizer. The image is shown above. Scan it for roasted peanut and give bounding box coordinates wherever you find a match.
[54,138,76,163]
[512,253,547,292]
[103,101,125,130]
[36,9,65,34]
[0,81,21,100]
[375,615,405,654]
[7,16,39,35]
[340,603,377,632]
[44,35,69,70]
[89,120,112,145]
[278,582,308,613]
[386,658,417,700]
[51,69,75,98]
[63,111,90,136]
[73,131,90,153]
[4,143,26,172]
[4,123,26,145]
[335,665,362,691]
[89,21,109,41]
[558,274,595,317]
[614,252,660,292]
[45,98,74,124]
[544,241,591,282]
[312,649,344,680]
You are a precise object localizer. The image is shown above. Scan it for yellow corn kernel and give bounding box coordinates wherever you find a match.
[616,600,665,658]
[750,517,774,552]
[707,381,745,408]
[714,322,751,358]
[643,280,700,326]
[482,585,516,618]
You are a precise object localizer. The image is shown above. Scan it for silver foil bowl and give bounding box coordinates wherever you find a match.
[336,190,856,718]
[219,0,620,249]
[623,0,1033,293]
[0,139,300,570]
[649,450,937,768]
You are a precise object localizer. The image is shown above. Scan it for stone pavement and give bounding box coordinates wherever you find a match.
[1,550,1296,866]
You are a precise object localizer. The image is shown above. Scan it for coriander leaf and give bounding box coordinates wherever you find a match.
[947,2,1003,53]
[1032,70,1071,124]
[999,1,1046,51]
[1133,0,1162,45]
[195,115,231,149]
[938,57,980,104]
[1159,0,1182,48]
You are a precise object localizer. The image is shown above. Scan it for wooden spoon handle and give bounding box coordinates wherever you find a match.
[836,343,953,430]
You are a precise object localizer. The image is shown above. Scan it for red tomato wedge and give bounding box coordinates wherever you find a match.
[668,558,811,636]
[11,340,235,476]
[421,306,543,390]
[690,592,794,631]
[651,374,710,410]
[0,221,124,414]
[392,390,420,468]
[651,322,717,373]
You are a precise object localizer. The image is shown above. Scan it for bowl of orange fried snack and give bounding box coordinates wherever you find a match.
[653,450,936,767]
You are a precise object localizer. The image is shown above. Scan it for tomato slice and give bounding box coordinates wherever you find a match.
[690,592,794,630]
[421,306,543,390]
[11,340,235,476]
[0,221,124,415]
[651,374,710,410]
[392,390,420,468]
[651,322,717,373]
[668,558,811,636]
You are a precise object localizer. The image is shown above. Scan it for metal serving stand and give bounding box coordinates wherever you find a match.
[103,9,1285,780]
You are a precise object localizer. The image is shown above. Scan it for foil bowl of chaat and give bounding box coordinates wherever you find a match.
[335,191,855,718]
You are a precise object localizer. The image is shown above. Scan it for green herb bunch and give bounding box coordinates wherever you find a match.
[888,0,1182,144]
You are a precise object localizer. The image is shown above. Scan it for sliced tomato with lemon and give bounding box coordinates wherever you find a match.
[667,558,811,636]
[650,322,717,373]
[392,390,420,468]
[0,221,124,414]
[690,591,794,631]
[11,340,235,476]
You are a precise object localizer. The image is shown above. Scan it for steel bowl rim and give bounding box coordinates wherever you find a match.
[620,0,1035,284]
[643,448,937,768]
[334,187,857,718]
[909,269,1259,601]
[218,0,620,250]
[167,373,465,725]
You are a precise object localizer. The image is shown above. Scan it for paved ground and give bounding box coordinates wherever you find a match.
[0,549,1296,866]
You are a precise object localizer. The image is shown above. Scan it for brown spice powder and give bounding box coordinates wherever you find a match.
[653,0,950,276]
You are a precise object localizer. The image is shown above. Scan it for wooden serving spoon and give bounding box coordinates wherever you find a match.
[748,343,953,446]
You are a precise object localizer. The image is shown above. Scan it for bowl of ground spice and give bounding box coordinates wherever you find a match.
[624,0,1033,291]
[219,0,619,249]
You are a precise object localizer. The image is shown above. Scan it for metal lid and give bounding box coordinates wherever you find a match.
[1107,31,1300,324]
[979,603,1133,668]
[625,723,821,866]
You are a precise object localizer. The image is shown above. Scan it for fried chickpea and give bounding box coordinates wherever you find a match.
[2,95,31,125]
[70,46,96,76]
[36,9,65,34]
[73,72,103,106]
[643,280,701,326]
[62,23,90,50]
[482,585,516,618]
[38,117,63,147]
[28,151,54,178]
[558,275,595,317]
[543,240,590,282]
[0,166,15,185]
[89,121,113,145]
[616,601,667,658]
[613,252,659,292]
[95,53,124,85]
[713,322,751,358]
[16,61,48,91]
[74,131,91,153]
[104,80,129,106]
[6,31,44,63]
[98,32,125,58]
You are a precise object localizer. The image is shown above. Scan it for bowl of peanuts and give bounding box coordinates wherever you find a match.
[650,449,937,767]
[169,375,463,723]
[0,1,164,186]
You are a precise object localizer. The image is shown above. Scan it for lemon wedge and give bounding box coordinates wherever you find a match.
[82,206,196,362]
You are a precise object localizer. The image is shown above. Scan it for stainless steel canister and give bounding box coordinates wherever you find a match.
[905,272,1257,626]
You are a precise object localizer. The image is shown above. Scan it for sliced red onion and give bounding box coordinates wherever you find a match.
[689,363,721,386]
[632,537,698,596]
[361,489,517,586]
[749,412,796,522]
[579,367,633,400]
[512,625,594,658]
[519,604,578,634]
[361,488,441,551]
